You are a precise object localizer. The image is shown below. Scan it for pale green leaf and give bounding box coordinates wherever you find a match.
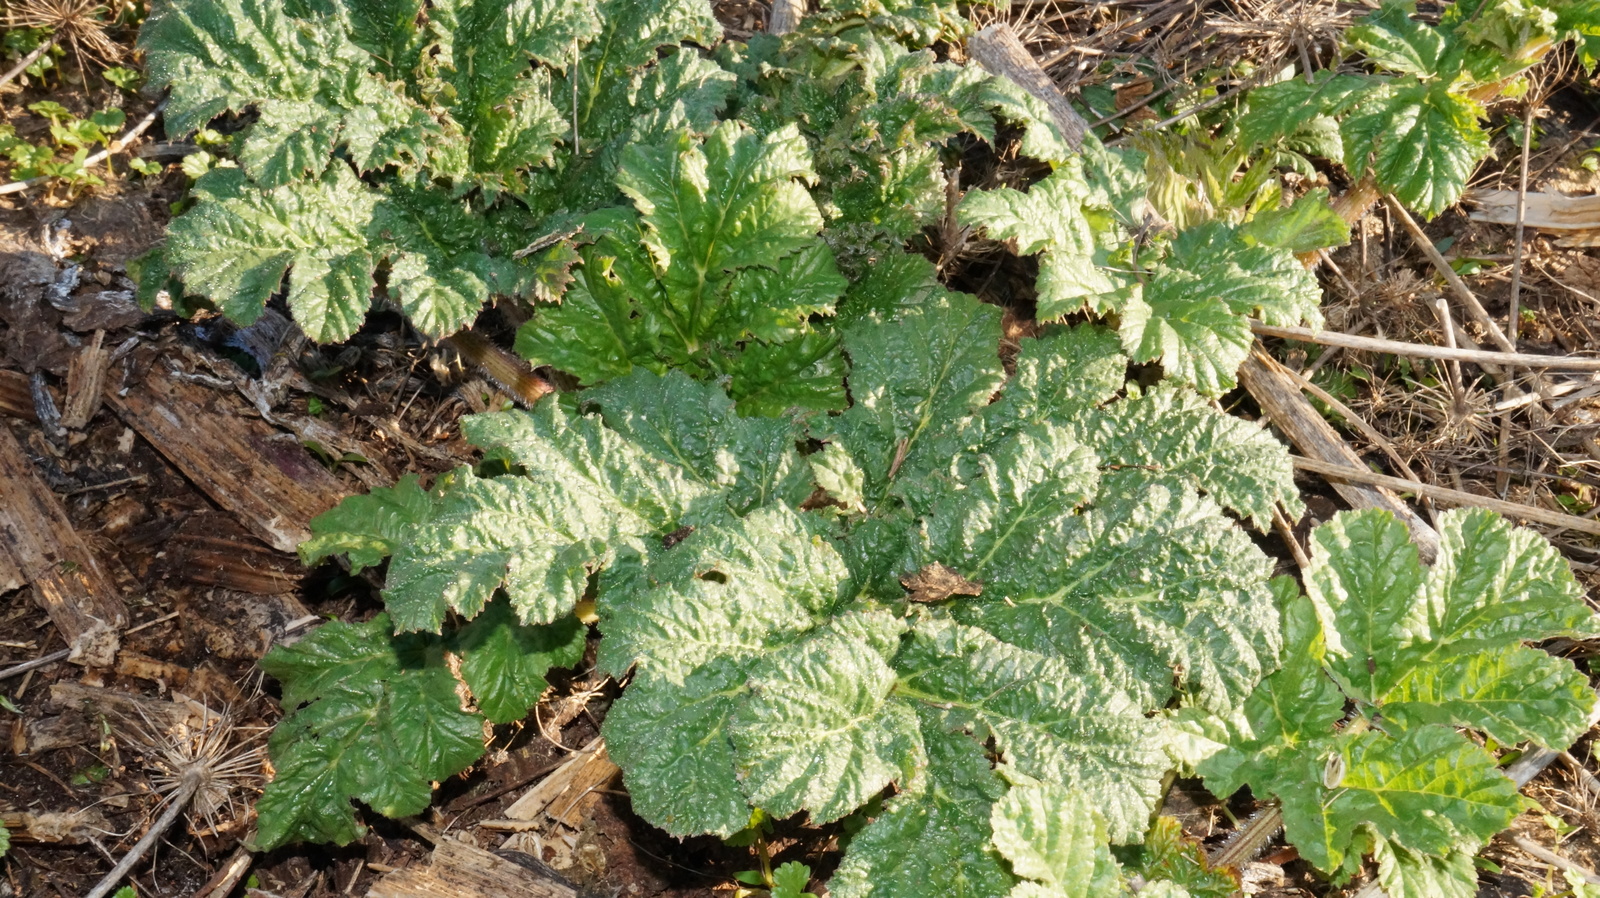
[1382,644,1596,749]
[141,0,430,185]
[1341,80,1488,218]
[958,162,1122,319]
[1306,509,1430,700]
[586,369,812,514]
[1423,507,1593,647]
[921,424,1100,586]
[1132,221,1322,396]
[1240,188,1351,253]
[957,474,1280,714]
[1236,73,1373,149]
[1374,837,1478,898]
[596,505,851,680]
[167,167,379,342]
[895,618,1169,843]
[828,292,1004,500]
[603,657,753,837]
[811,443,869,513]
[731,623,923,822]
[830,718,1012,898]
[990,780,1123,898]
[1083,386,1300,528]
[984,325,1127,437]
[1347,1,1450,76]
[1306,726,1520,869]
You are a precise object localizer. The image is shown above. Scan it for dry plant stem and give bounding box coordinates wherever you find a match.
[1509,101,1535,352]
[194,847,253,898]
[1333,176,1382,225]
[0,97,166,196]
[1431,295,1469,414]
[1290,455,1600,536]
[1208,802,1285,868]
[1239,351,1440,560]
[0,34,56,90]
[1559,751,1600,805]
[1510,836,1600,885]
[83,767,202,898]
[1385,196,1519,354]
[1274,361,1424,488]
[0,647,70,681]
[1249,322,1600,371]
[1271,505,1310,572]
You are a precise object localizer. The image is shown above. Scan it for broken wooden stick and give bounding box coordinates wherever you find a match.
[968,23,1089,150]
[1467,188,1600,247]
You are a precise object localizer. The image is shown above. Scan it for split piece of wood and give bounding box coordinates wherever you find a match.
[1238,351,1441,561]
[1467,188,1600,247]
[0,369,38,422]
[968,23,1089,149]
[108,352,350,552]
[365,838,579,898]
[768,0,804,34]
[0,423,127,664]
[61,331,110,430]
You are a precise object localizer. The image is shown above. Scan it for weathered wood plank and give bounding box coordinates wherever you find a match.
[108,353,350,552]
[366,838,578,898]
[768,0,804,33]
[0,369,36,421]
[968,23,1089,150]
[60,330,109,430]
[161,512,303,595]
[0,423,126,664]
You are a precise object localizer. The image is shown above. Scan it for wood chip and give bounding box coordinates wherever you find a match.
[60,330,108,430]
[1466,188,1600,246]
[500,737,618,831]
[366,838,579,898]
[0,423,127,664]
[161,512,304,595]
[108,352,350,552]
[0,369,37,421]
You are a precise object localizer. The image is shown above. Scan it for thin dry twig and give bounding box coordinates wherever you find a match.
[0,34,57,90]
[0,97,166,196]
[1510,835,1600,885]
[1291,455,1600,535]
[1250,322,1600,371]
[1386,196,1519,355]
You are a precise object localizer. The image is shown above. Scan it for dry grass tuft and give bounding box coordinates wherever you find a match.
[5,0,124,71]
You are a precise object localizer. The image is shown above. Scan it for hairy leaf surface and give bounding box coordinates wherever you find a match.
[1200,508,1595,881]
[257,615,485,848]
